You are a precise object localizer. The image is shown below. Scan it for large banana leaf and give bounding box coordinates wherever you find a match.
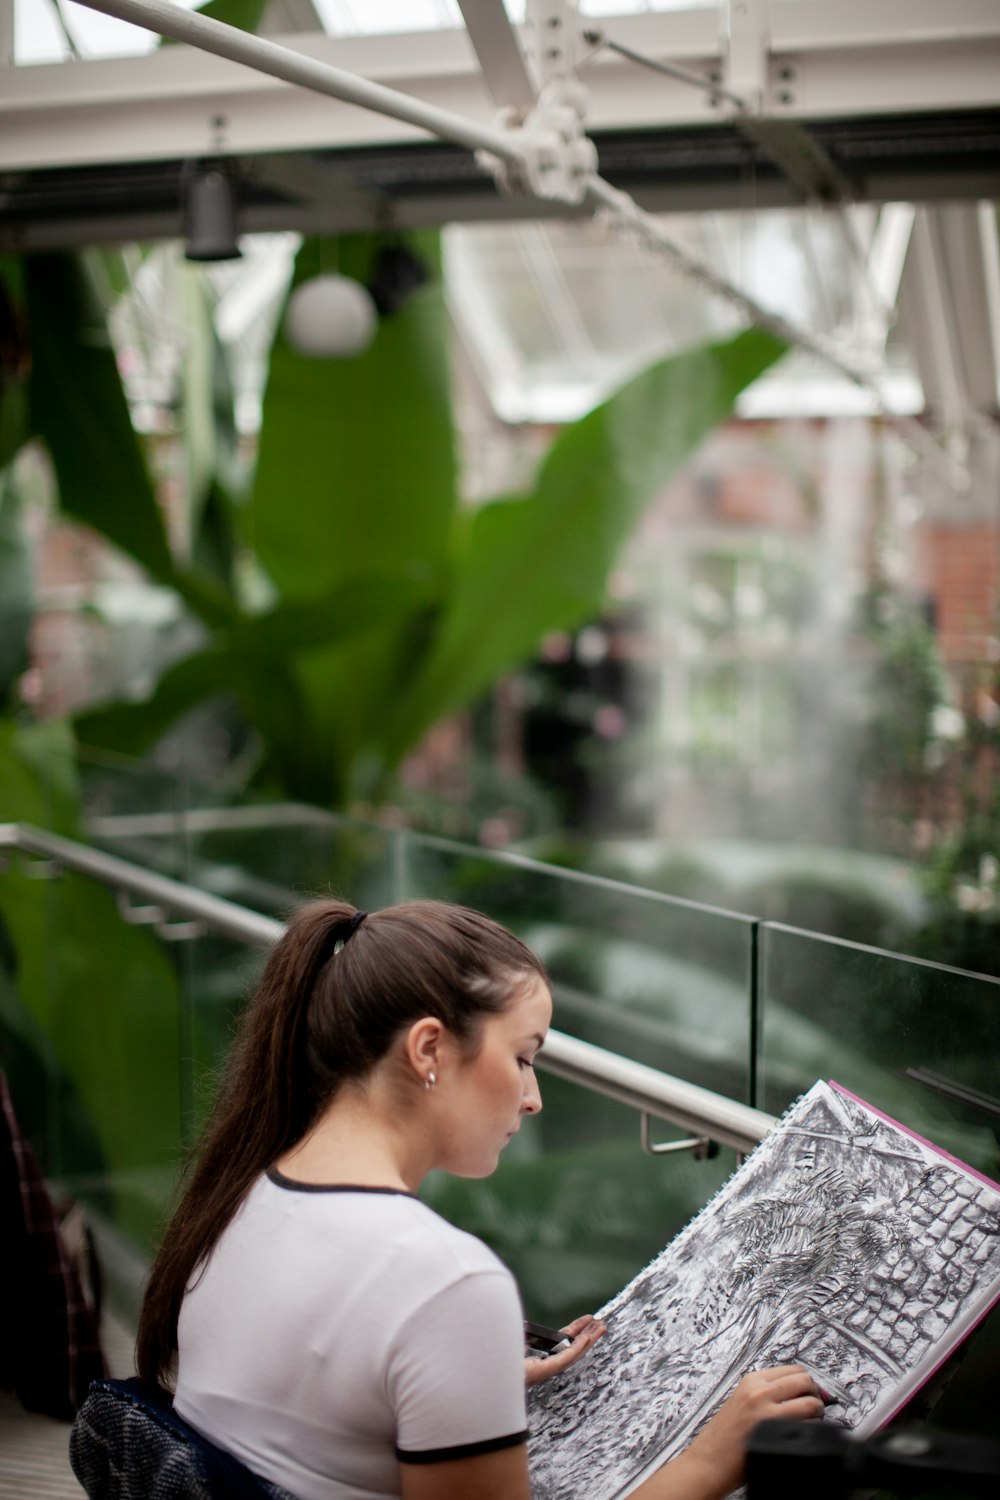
[24,253,234,627]
[0,719,185,1246]
[250,234,456,598]
[248,233,458,799]
[177,264,244,591]
[382,328,786,767]
[30,225,785,811]
[25,254,175,586]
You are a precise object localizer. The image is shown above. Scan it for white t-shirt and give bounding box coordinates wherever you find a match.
[174,1173,528,1500]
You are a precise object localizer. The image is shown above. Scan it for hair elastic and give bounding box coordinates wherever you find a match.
[323,909,369,962]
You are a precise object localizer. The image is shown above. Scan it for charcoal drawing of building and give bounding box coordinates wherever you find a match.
[527,1084,1000,1500]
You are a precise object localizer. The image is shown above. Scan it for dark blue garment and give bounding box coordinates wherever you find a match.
[70,1377,300,1500]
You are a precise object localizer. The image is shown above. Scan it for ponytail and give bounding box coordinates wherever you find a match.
[136,898,545,1390]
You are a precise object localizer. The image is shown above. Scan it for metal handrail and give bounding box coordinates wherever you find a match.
[0,822,776,1153]
[88,803,760,924]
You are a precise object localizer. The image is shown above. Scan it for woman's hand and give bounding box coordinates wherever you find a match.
[675,1365,824,1500]
[524,1315,607,1388]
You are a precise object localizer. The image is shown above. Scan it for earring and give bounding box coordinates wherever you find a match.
[425,1072,436,1090]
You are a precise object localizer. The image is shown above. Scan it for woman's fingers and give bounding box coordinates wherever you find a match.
[524,1316,607,1387]
[738,1366,825,1418]
[560,1314,605,1341]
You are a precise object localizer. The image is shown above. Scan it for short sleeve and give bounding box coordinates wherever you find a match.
[389,1265,528,1463]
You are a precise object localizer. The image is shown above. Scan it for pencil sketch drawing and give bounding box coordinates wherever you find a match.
[527,1082,1000,1500]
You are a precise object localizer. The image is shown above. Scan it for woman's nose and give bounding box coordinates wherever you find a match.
[522,1071,543,1115]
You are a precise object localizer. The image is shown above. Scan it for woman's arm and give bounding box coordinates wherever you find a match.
[402,1365,821,1500]
[628,1366,825,1500]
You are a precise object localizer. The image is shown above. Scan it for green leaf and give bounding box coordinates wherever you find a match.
[0,719,186,1245]
[162,0,269,40]
[75,572,437,792]
[0,258,33,468]
[0,478,34,710]
[250,233,456,599]
[384,329,787,762]
[179,269,244,591]
[75,648,237,759]
[0,716,79,828]
[24,253,176,586]
[248,232,457,797]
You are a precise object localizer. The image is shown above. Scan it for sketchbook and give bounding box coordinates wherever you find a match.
[527,1079,1000,1500]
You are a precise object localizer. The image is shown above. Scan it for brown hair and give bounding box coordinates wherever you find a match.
[136,898,546,1391]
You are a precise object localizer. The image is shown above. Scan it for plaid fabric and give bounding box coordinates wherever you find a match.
[70,1378,301,1500]
[0,1069,107,1418]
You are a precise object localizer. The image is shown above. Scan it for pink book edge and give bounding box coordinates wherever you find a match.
[827,1078,1000,1429]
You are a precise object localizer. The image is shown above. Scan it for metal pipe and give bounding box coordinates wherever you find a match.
[0,822,775,1151]
[539,1031,774,1153]
[0,822,282,948]
[67,0,526,166]
[89,805,759,924]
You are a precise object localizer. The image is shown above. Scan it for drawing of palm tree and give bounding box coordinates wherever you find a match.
[660,1159,912,1453]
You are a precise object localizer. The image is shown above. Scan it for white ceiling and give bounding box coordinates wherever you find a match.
[4,2,999,439]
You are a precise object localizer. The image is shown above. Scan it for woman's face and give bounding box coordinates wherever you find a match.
[435,975,552,1179]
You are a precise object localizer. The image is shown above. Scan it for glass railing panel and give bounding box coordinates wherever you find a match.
[398,834,758,1105]
[178,813,401,918]
[79,749,211,823]
[424,1078,740,1331]
[759,922,1000,1180]
[86,800,402,920]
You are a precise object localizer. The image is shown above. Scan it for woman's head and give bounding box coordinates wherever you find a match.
[136,898,549,1391]
[242,898,549,1148]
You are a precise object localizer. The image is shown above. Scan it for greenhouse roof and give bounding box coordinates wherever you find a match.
[4,1,999,432]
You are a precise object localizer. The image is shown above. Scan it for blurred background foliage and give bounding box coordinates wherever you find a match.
[0,218,998,1361]
[0,231,785,1255]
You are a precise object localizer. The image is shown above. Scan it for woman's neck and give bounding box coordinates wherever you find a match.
[275,1085,428,1193]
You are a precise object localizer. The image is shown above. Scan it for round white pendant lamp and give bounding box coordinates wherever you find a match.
[283,274,378,359]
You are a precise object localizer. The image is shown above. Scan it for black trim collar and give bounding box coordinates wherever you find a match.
[266,1168,417,1198]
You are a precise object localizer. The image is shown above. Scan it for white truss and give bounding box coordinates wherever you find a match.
[3,0,999,466]
[3,2,999,170]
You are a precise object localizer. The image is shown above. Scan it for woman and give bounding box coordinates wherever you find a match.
[137,899,821,1500]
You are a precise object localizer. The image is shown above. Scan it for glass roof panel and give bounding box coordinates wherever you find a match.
[15,0,723,65]
[444,206,924,425]
[19,0,214,63]
[311,0,464,36]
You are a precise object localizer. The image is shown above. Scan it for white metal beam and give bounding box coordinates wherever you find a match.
[4,5,999,172]
[0,0,14,67]
[456,0,536,115]
[526,0,580,89]
[61,0,525,162]
[723,0,768,115]
[978,201,1000,411]
[867,204,916,320]
[901,208,980,430]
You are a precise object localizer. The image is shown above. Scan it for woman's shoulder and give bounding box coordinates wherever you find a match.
[254,1172,510,1280]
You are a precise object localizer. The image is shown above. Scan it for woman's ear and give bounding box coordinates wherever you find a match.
[404,1017,445,1083]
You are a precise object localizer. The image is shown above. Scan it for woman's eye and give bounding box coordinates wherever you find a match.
[518,1057,534,1070]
